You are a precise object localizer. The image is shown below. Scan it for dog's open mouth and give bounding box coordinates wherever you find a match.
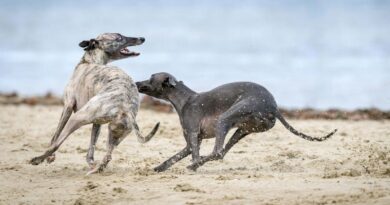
[120,47,140,56]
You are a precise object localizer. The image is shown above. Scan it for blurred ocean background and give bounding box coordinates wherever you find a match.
[0,0,389,110]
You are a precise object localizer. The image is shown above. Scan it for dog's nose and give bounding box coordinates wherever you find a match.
[139,37,145,43]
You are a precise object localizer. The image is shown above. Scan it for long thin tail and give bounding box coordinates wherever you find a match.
[132,121,160,143]
[275,110,337,141]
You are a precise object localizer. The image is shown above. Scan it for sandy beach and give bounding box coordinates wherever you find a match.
[0,105,389,205]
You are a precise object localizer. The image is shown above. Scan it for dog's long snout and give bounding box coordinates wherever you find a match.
[136,81,149,92]
[126,37,145,46]
[136,82,142,88]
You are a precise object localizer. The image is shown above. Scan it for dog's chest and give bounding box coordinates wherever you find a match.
[200,115,218,139]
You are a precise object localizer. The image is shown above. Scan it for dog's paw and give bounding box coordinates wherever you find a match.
[86,166,102,176]
[30,156,44,165]
[186,164,198,171]
[46,155,56,164]
[86,163,106,176]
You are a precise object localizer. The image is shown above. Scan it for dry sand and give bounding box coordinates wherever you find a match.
[0,105,389,205]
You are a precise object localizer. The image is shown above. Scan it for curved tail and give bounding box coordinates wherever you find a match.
[132,121,160,143]
[275,110,337,141]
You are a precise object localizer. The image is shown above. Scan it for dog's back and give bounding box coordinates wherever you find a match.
[65,64,139,112]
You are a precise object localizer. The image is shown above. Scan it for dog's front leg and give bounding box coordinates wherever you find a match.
[188,131,201,164]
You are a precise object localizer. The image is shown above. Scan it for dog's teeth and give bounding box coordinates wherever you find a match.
[121,48,130,54]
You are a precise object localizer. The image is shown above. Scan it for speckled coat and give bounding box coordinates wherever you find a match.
[30,33,159,175]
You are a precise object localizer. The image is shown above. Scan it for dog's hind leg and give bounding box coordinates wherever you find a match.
[30,110,91,165]
[46,105,74,163]
[187,102,253,171]
[86,121,129,175]
[154,146,191,172]
[212,101,252,157]
[221,129,249,158]
[86,124,101,168]
[187,129,249,171]
[186,131,244,172]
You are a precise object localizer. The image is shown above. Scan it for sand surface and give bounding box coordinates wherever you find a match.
[0,105,389,205]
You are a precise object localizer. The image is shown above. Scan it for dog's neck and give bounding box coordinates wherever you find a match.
[79,49,109,65]
[167,82,197,114]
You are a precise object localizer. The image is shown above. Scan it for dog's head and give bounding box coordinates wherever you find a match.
[79,33,145,61]
[136,72,178,99]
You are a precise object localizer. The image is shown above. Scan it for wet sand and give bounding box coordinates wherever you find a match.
[0,105,389,204]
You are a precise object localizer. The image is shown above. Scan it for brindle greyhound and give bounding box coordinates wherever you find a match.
[30,33,159,175]
[136,72,337,172]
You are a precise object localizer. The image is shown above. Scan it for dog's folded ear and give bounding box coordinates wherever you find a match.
[79,39,99,51]
[79,40,90,48]
[163,76,177,88]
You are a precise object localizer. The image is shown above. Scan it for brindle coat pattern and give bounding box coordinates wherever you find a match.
[136,73,337,172]
[30,33,159,175]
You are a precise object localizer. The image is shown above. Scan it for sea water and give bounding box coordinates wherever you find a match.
[0,0,389,109]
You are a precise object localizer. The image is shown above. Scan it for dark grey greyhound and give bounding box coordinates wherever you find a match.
[136,72,337,172]
[30,33,159,175]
